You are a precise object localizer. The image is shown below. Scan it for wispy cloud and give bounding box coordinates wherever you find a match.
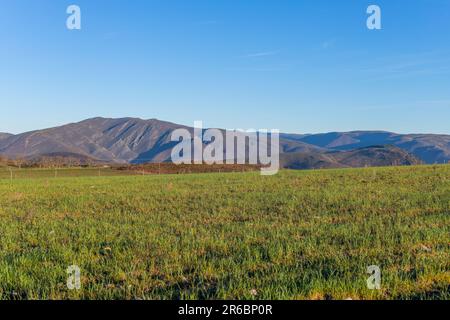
[360,51,450,80]
[358,100,450,111]
[243,50,280,58]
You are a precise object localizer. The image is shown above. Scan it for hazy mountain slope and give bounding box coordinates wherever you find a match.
[330,145,422,167]
[281,145,422,170]
[25,152,104,167]
[280,152,345,170]
[0,133,12,141]
[393,135,450,164]
[282,131,450,164]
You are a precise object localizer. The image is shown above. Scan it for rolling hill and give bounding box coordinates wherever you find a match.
[281,145,422,170]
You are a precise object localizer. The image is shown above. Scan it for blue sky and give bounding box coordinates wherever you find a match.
[1,0,449,134]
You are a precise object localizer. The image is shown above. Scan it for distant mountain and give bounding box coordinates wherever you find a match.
[0,117,322,164]
[280,152,345,170]
[0,117,448,168]
[281,145,422,170]
[0,133,12,141]
[0,118,189,163]
[332,145,422,166]
[281,131,450,164]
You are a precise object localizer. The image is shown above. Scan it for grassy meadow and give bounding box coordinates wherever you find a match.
[0,165,449,300]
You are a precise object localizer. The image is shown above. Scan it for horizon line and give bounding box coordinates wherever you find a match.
[2,116,450,137]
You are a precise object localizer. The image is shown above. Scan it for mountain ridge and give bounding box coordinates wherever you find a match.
[0,117,448,166]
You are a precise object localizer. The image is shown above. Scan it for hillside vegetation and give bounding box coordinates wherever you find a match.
[0,165,448,300]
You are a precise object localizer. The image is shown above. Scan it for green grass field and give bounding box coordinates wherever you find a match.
[0,167,138,180]
[0,165,448,300]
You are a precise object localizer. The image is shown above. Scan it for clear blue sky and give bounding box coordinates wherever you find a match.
[1,0,449,134]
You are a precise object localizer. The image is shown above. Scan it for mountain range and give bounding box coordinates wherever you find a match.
[0,117,449,169]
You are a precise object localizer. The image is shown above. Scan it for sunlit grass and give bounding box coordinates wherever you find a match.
[0,165,448,300]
